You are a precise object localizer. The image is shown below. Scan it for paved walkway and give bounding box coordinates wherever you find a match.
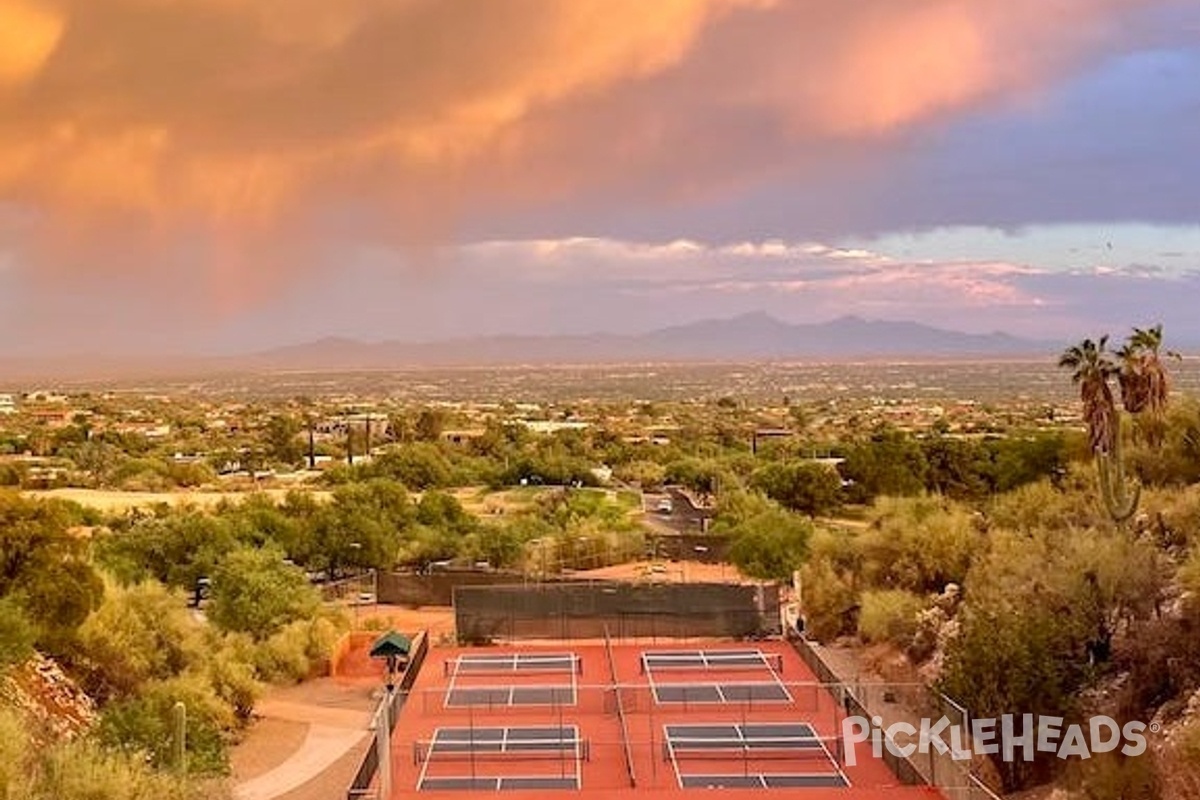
[235,725,369,800]
[232,680,379,800]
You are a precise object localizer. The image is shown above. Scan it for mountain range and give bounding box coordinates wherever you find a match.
[0,314,1056,382]
[251,313,1054,368]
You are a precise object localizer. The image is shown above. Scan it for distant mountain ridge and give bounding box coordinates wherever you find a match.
[245,313,1053,369]
[0,314,1059,381]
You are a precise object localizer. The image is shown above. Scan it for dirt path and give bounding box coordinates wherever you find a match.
[230,718,310,782]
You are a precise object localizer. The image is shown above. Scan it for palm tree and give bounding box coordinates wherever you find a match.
[1060,335,1138,524]
[1117,324,1180,446]
[1115,341,1150,414]
[1059,336,1120,455]
[1131,324,1178,413]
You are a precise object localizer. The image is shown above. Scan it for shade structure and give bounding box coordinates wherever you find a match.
[369,630,412,660]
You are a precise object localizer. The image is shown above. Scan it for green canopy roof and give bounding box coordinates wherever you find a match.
[369,631,412,659]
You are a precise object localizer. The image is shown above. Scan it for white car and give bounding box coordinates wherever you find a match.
[656,498,674,514]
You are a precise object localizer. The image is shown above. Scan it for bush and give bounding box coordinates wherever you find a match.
[1069,750,1160,800]
[36,738,227,800]
[77,581,205,700]
[251,624,312,683]
[0,596,36,669]
[206,642,262,722]
[1180,547,1200,620]
[798,559,858,642]
[857,590,925,648]
[207,547,319,640]
[857,496,982,593]
[97,674,234,775]
[727,509,813,582]
[1158,718,1200,800]
[986,475,1103,532]
[250,612,346,684]
[0,709,32,797]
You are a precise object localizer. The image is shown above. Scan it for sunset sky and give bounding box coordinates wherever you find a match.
[0,0,1198,356]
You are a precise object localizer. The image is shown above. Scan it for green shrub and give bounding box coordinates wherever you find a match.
[0,596,36,670]
[248,612,347,685]
[857,589,925,648]
[77,581,205,700]
[97,674,233,775]
[207,546,319,640]
[0,709,32,797]
[206,644,262,722]
[35,738,228,800]
[251,624,312,684]
[798,559,857,642]
[857,496,982,593]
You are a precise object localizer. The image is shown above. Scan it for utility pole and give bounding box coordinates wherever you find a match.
[307,416,316,470]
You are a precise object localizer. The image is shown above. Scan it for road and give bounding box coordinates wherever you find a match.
[641,485,712,533]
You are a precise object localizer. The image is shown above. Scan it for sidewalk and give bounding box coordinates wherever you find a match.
[235,726,368,800]
[232,679,379,800]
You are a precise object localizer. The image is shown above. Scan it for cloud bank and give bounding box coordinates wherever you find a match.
[0,0,1180,284]
[7,233,1196,357]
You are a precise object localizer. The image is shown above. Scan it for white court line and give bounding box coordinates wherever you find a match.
[774,674,794,703]
[700,649,770,669]
[813,735,852,787]
[442,659,461,709]
[445,684,581,709]
[574,721,582,789]
[415,727,440,790]
[664,725,684,788]
[571,657,578,710]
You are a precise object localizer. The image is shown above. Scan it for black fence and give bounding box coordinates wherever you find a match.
[787,635,1001,800]
[377,570,529,607]
[454,582,781,644]
[787,634,926,788]
[346,630,429,800]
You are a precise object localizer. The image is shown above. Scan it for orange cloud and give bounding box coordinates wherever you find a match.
[0,1,764,222]
[0,0,1171,292]
[0,0,64,87]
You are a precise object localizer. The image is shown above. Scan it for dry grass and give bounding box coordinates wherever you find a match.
[22,487,331,512]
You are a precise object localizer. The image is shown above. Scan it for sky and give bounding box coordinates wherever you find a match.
[0,0,1198,357]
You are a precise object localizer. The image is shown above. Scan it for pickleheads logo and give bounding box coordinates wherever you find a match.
[842,715,1152,765]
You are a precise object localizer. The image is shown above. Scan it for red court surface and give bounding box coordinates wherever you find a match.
[389,641,946,799]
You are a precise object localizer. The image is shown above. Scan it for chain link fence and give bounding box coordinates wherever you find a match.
[454,582,781,644]
[789,636,1003,800]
